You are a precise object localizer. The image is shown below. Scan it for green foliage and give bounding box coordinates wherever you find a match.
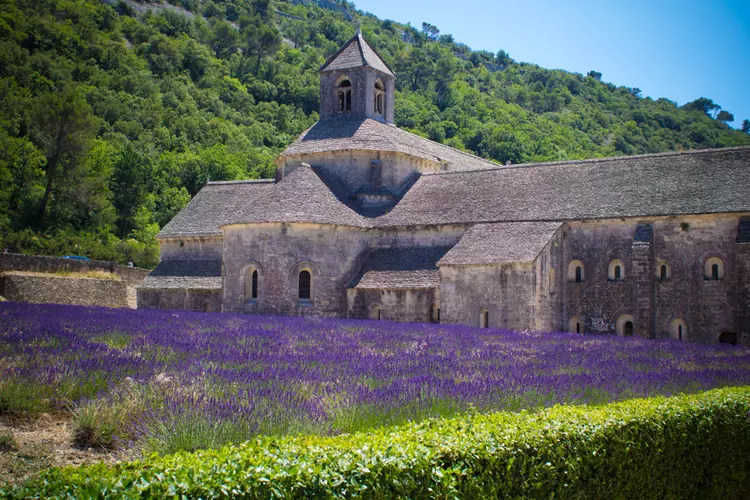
[0,0,747,267]
[3,387,749,498]
[0,381,55,420]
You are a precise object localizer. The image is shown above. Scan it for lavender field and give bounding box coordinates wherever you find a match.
[1,301,749,455]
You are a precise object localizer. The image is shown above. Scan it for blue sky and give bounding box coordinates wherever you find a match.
[352,0,750,127]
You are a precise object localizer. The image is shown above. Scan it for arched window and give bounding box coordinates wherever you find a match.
[569,316,582,334]
[616,314,635,337]
[661,265,667,280]
[703,257,724,280]
[480,309,489,328]
[374,79,385,115]
[337,79,352,112]
[608,259,625,281]
[298,270,311,300]
[568,260,584,282]
[244,267,259,301]
[669,319,687,341]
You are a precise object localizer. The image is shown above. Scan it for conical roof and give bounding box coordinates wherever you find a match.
[319,31,394,77]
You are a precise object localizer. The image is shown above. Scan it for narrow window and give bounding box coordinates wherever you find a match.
[345,90,351,111]
[576,322,580,334]
[660,265,667,281]
[437,308,440,323]
[614,265,621,281]
[575,266,582,283]
[378,308,381,320]
[624,321,634,337]
[480,310,489,328]
[251,270,258,299]
[338,91,345,111]
[678,324,683,341]
[298,270,311,300]
[711,263,719,280]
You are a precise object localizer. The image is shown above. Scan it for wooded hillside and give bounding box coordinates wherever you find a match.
[1,0,747,267]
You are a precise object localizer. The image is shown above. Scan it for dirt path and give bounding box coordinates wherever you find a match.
[0,415,132,487]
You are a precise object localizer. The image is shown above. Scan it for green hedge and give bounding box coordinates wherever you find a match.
[3,387,749,499]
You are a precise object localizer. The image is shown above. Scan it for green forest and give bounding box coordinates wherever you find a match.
[1,0,748,268]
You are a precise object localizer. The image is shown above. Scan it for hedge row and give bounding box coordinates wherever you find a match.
[3,387,749,499]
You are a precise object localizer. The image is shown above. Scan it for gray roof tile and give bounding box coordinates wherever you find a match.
[439,222,562,266]
[280,117,499,171]
[158,180,273,238]
[349,246,452,289]
[381,146,750,227]
[319,32,394,77]
[224,165,369,227]
[138,260,222,290]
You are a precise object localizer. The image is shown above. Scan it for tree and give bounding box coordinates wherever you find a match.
[243,16,282,76]
[716,110,734,123]
[421,22,439,41]
[742,119,750,134]
[29,88,98,228]
[682,97,721,118]
[587,70,602,81]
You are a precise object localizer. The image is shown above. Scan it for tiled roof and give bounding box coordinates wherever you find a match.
[158,180,273,238]
[280,117,499,171]
[439,223,562,266]
[319,32,394,77]
[348,246,452,289]
[224,165,369,228]
[138,260,222,290]
[380,146,750,227]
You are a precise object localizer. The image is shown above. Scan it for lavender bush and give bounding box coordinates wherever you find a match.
[1,301,748,454]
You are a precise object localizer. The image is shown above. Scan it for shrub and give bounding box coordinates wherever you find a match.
[0,432,16,452]
[73,404,120,450]
[3,387,749,499]
[0,381,54,420]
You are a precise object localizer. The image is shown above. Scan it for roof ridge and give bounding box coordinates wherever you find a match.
[206,179,274,185]
[421,145,750,177]
[395,125,500,168]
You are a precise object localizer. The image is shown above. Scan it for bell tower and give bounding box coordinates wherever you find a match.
[318,29,395,123]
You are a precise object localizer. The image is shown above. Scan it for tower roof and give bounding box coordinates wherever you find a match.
[319,31,394,77]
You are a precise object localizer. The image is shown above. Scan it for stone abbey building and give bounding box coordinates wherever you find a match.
[138,32,750,345]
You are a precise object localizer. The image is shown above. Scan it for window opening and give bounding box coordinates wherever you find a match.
[481,310,489,328]
[712,263,719,280]
[614,265,621,281]
[576,322,581,334]
[337,79,352,112]
[660,265,667,281]
[251,270,258,299]
[298,270,311,300]
[624,321,634,337]
[575,266,582,283]
[678,324,683,341]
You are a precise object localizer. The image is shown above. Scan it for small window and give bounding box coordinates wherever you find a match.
[608,259,625,281]
[569,316,582,334]
[244,267,259,301]
[480,309,489,328]
[719,332,737,345]
[374,79,385,115]
[670,319,687,341]
[568,260,584,282]
[660,264,667,280]
[298,270,311,300]
[616,314,634,337]
[337,79,352,112]
[703,257,724,280]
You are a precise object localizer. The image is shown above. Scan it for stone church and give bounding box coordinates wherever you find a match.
[138,32,750,345]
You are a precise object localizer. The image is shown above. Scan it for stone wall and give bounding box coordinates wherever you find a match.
[222,222,371,316]
[347,287,439,323]
[137,288,222,312]
[561,214,748,344]
[531,227,565,332]
[0,253,150,287]
[0,272,129,308]
[158,236,223,261]
[439,262,536,330]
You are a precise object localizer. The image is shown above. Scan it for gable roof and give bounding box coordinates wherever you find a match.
[279,117,499,171]
[224,164,369,228]
[439,223,562,266]
[348,246,452,289]
[319,31,394,77]
[379,146,750,227]
[158,180,273,238]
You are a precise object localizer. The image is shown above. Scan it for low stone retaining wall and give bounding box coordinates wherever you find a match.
[0,253,150,287]
[0,272,129,308]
